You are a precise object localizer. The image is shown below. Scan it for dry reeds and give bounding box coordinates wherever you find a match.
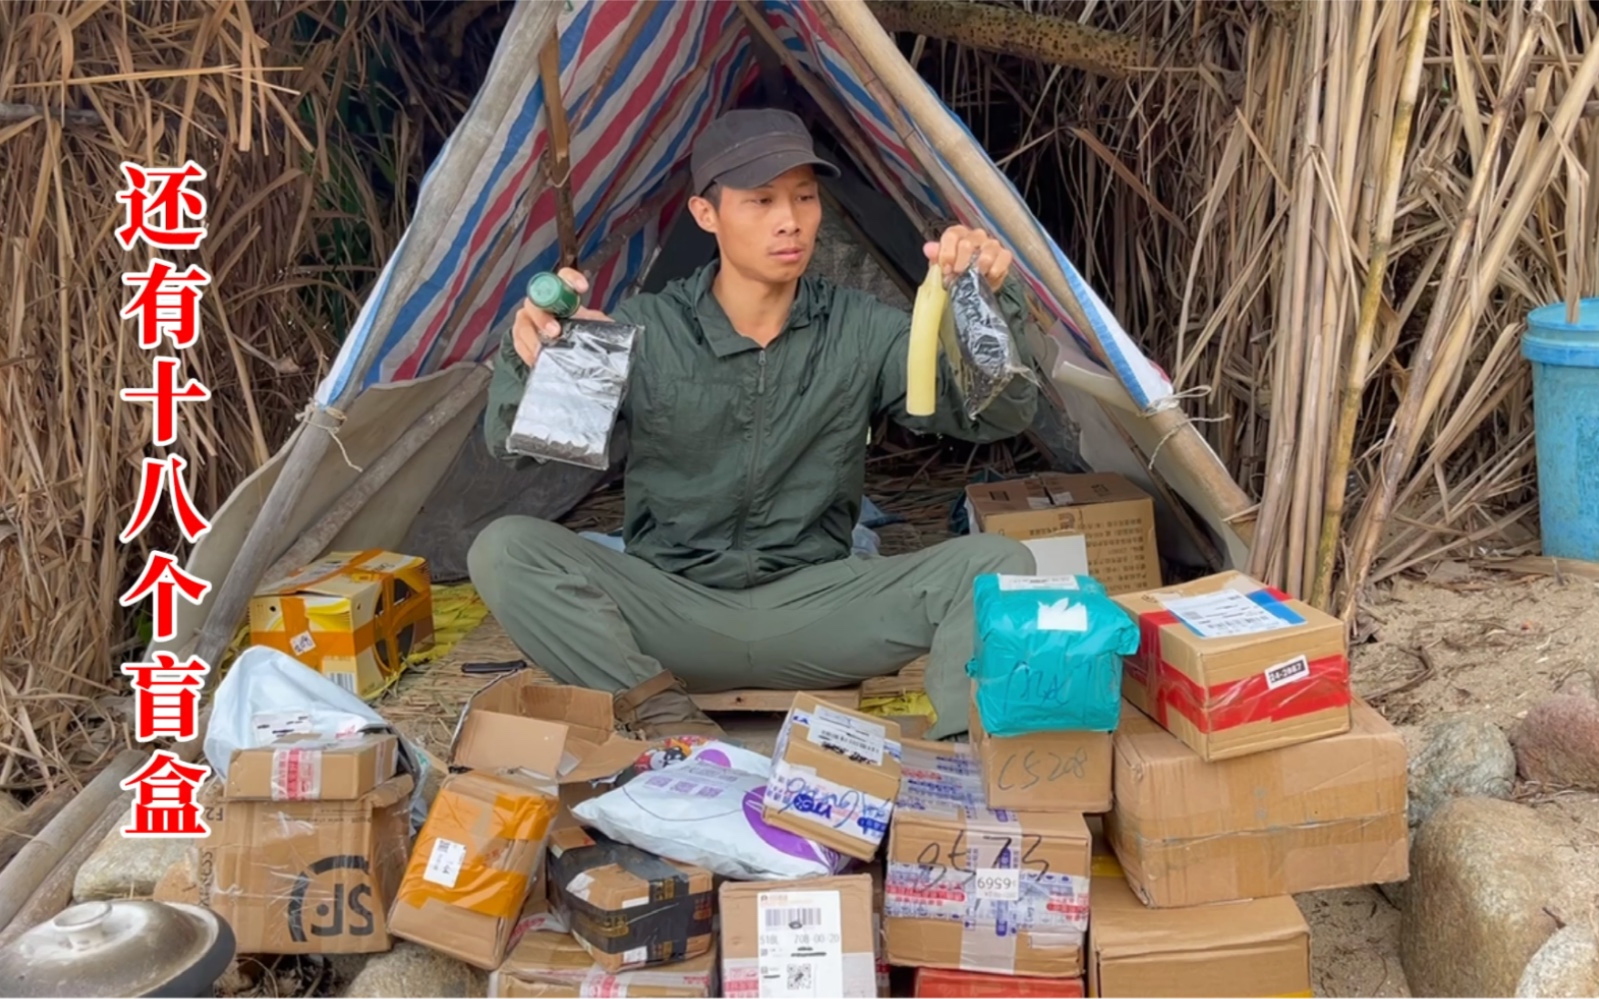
[0,1,496,795]
[911,0,1599,611]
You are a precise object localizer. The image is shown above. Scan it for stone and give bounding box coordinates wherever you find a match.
[1408,713,1516,827]
[73,822,193,901]
[342,941,488,998]
[1510,694,1599,790]
[1516,926,1599,997]
[1400,797,1564,997]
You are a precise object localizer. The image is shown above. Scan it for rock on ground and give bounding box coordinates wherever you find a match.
[73,822,193,901]
[1400,796,1565,997]
[1510,693,1599,791]
[1408,713,1516,827]
[342,941,487,998]
[1516,925,1599,997]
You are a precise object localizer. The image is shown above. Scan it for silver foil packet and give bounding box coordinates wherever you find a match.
[507,318,641,470]
[939,261,1036,420]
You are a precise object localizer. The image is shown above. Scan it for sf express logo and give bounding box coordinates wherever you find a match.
[286,855,379,942]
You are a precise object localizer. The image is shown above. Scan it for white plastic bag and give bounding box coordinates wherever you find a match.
[205,645,430,826]
[570,740,849,881]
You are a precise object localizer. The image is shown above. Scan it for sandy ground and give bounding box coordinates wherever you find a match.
[1300,564,1599,998]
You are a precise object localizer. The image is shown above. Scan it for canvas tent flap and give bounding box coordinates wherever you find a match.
[169,0,1253,668]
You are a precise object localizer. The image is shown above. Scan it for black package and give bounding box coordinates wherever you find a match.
[938,260,1036,419]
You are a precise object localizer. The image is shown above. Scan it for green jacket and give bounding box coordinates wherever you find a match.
[484,261,1040,590]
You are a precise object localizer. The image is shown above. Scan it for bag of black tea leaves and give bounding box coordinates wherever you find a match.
[506,317,641,470]
[938,260,1036,420]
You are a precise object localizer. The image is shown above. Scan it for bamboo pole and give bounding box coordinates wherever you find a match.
[1341,0,1583,617]
[0,793,127,948]
[0,784,74,871]
[1311,0,1433,609]
[538,27,579,268]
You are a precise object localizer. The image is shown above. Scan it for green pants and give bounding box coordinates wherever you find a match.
[466,516,1034,739]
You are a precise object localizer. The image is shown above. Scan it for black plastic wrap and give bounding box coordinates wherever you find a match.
[939,261,1035,419]
[507,319,641,470]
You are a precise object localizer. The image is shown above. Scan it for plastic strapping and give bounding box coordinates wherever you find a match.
[959,807,1022,974]
[270,746,322,801]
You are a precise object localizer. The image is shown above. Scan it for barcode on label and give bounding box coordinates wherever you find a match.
[765,907,824,930]
[328,672,357,693]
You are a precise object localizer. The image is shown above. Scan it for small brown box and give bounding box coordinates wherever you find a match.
[969,697,1115,813]
[762,694,901,861]
[719,874,879,998]
[224,733,399,801]
[964,473,1161,595]
[489,930,718,997]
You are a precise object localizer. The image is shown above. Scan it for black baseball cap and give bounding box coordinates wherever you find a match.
[690,108,840,196]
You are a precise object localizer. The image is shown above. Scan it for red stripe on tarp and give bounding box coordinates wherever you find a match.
[1133,609,1350,734]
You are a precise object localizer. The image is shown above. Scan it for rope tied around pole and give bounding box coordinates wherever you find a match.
[297,403,363,473]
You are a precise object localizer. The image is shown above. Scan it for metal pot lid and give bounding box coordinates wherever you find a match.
[0,899,236,998]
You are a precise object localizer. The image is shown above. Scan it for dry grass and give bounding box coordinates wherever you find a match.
[0,0,498,795]
[911,0,1599,611]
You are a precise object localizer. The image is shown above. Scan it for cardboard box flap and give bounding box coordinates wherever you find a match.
[1115,571,1339,653]
[451,672,646,782]
[1090,866,1308,962]
[969,473,1148,513]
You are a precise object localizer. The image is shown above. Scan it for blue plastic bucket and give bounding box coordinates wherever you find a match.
[1523,299,1599,560]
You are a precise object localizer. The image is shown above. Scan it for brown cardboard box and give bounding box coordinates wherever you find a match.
[546,825,715,972]
[224,732,399,801]
[970,698,1115,813]
[489,930,718,998]
[449,673,650,807]
[190,773,413,954]
[1113,571,1351,760]
[389,769,562,969]
[885,740,1091,978]
[964,474,1161,594]
[720,874,878,998]
[762,694,901,860]
[1087,849,1311,998]
[1106,696,1407,907]
[249,549,434,698]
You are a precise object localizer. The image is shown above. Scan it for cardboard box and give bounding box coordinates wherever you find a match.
[189,773,413,954]
[1113,571,1351,760]
[450,673,650,807]
[1106,696,1407,907]
[885,740,1091,978]
[916,967,1086,997]
[489,930,718,998]
[224,732,399,801]
[1087,849,1311,998]
[250,549,434,699]
[762,694,902,860]
[720,874,878,998]
[965,474,1161,594]
[546,825,715,972]
[389,769,561,969]
[969,698,1115,813]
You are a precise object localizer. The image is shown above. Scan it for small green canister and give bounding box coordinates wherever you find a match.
[526,271,579,319]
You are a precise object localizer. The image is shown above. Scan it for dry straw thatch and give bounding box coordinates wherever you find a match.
[0,0,501,795]
[916,0,1599,613]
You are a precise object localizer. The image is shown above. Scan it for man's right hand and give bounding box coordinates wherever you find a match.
[511,267,612,366]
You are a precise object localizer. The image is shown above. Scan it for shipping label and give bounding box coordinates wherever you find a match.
[756,889,844,997]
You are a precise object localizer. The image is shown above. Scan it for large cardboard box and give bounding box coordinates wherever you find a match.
[886,740,1091,978]
[965,474,1161,594]
[546,825,715,972]
[1113,571,1351,760]
[489,929,719,998]
[190,773,413,954]
[763,693,902,860]
[250,549,434,699]
[389,769,561,969]
[1106,697,1407,907]
[223,732,399,802]
[449,673,651,807]
[1087,849,1311,998]
[720,874,878,998]
[969,698,1116,813]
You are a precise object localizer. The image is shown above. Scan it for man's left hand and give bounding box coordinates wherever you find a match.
[924,225,1013,292]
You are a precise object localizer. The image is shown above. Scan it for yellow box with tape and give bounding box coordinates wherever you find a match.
[250,549,434,699]
[1087,846,1312,998]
